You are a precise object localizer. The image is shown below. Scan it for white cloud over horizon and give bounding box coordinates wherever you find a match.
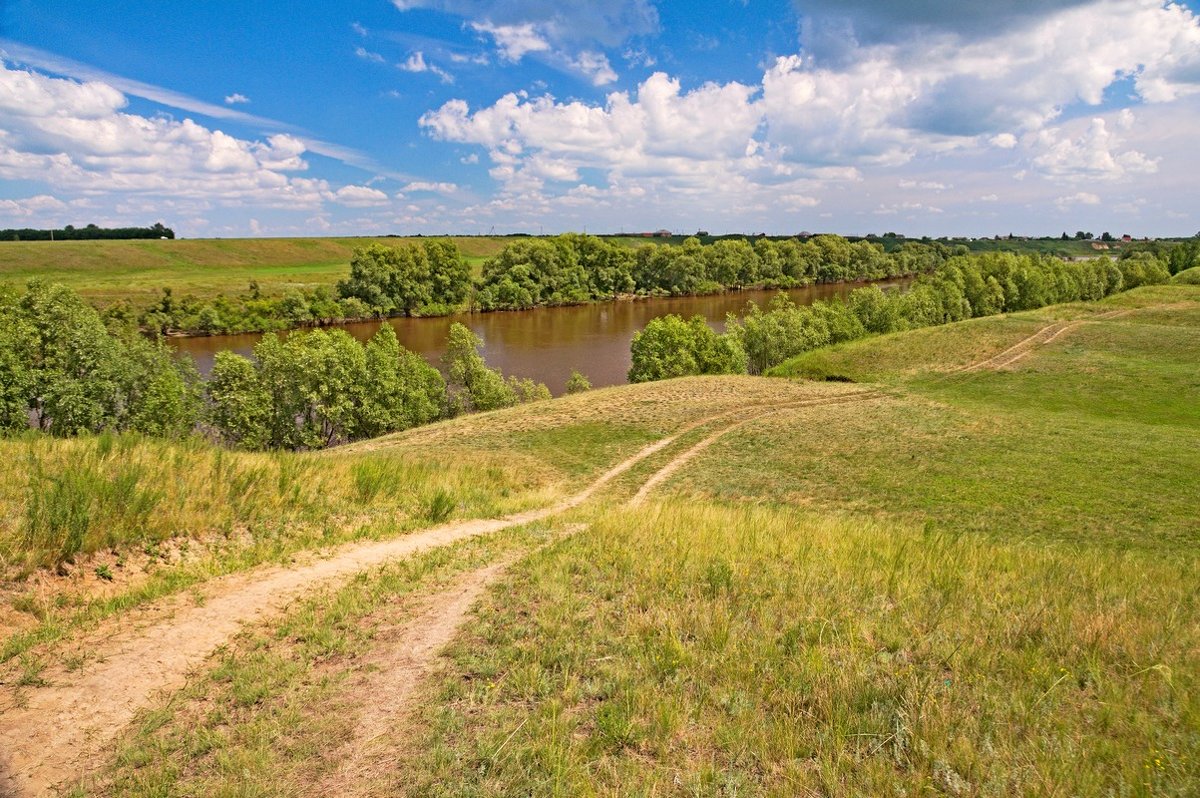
[0,61,399,228]
[1,1,1199,237]
[414,0,1200,235]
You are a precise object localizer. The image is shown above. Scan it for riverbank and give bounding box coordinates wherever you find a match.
[171,280,911,393]
[162,275,915,339]
[0,236,512,306]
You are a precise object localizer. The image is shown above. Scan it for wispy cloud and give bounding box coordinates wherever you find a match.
[0,39,404,179]
[224,92,250,105]
[355,46,386,64]
[399,51,455,83]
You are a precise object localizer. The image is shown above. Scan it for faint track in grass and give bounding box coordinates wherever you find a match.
[629,391,886,506]
[0,392,849,797]
[302,558,513,798]
[950,307,1134,375]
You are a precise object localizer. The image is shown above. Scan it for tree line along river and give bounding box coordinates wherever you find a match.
[171,280,910,396]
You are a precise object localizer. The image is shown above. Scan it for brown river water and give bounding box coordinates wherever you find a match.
[171,280,909,395]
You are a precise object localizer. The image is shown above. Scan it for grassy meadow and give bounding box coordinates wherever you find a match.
[0,236,514,305]
[5,285,1198,796]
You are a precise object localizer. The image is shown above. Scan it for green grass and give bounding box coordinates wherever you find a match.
[399,503,1197,796]
[353,375,838,486]
[19,288,1200,796]
[72,523,556,798]
[669,392,1198,548]
[671,287,1200,548]
[0,432,555,663]
[0,236,517,305]
[0,377,820,665]
[1172,266,1200,285]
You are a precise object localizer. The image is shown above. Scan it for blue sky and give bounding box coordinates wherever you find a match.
[1,0,1199,237]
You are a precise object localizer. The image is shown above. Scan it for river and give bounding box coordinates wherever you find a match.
[171,280,908,395]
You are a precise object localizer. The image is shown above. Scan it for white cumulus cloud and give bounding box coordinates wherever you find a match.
[1055,191,1102,209]
[1030,116,1159,180]
[0,62,393,219]
[470,22,551,62]
[331,185,390,207]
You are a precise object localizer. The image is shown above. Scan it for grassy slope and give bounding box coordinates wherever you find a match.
[0,377,829,661]
[31,287,1200,796]
[1173,266,1200,284]
[0,236,516,305]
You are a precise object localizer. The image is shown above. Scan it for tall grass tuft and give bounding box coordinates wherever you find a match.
[351,461,400,504]
[423,489,456,523]
[22,451,161,567]
[23,455,93,564]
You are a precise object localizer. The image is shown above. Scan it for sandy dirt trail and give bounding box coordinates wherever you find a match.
[306,394,886,795]
[0,408,750,798]
[302,557,516,798]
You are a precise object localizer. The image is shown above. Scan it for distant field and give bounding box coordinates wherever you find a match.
[0,236,516,305]
[951,236,1127,257]
[0,233,1129,308]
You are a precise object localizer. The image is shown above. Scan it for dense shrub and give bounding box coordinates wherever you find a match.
[565,370,592,394]
[123,235,949,335]
[631,252,1144,381]
[442,323,550,413]
[3,282,549,451]
[1,281,200,437]
[337,240,470,316]
[628,315,747,382]
[1116,252,1171,289]
[478,234,940,311]
[205,326,448,449]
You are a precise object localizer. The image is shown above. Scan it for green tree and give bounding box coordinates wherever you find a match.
[848,285,903,334]
[629,315,746,382]
[1117,252,1170,289]
[443,323,518,413]
[206,351,271,449]
[0,285,35,432]
[424,239,472,307]
[360,325,445,436]
[20,281,126,434]
[289,330,372,446]
[129,356,202,437]
[565,370,592,394]
[119,335,202,437]
[729,294,832,375]
[338,241,469,316]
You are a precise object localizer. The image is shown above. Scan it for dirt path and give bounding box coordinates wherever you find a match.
[303,560,513,798]
[0,402,784,798]
[629,392,883,506]
[958,308,1132,374]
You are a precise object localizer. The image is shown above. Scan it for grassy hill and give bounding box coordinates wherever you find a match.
[1,285,1197,796]
[0,236,517,306]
